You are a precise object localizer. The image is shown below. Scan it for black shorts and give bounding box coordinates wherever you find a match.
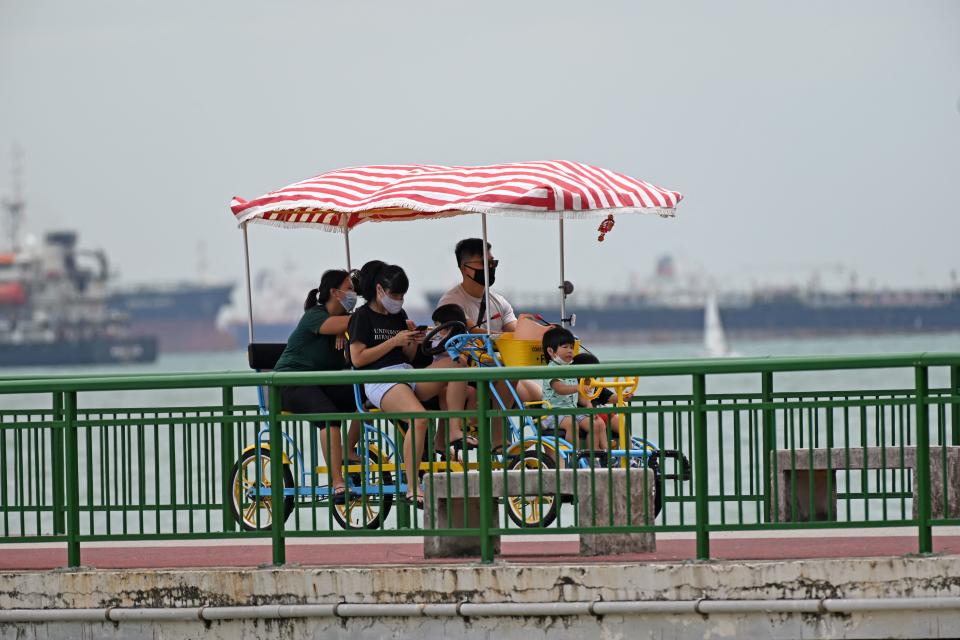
[280,384,357,427]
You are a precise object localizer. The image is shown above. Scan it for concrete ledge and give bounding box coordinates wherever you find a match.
[4,556,960,639]
[421,469,656,558]
[422,468,658,498]
[772,446,960,521]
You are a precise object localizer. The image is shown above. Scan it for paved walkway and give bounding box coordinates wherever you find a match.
[3,530,959,570]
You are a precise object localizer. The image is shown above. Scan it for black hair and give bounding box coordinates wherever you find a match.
[572,351,614,405]
[432,303,467,325]
[304,269,350,311]
[542,326,576,357]
[454,238,491,266]
[572,352,599,366]
[356,260,409,303]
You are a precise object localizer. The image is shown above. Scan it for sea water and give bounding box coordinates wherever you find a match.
[2,333,958,535]
[3,332,958,408]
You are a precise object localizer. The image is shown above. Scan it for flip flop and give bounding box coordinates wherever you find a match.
[331,484,347,505]
[405,494,425,510]
[451,434,479,450]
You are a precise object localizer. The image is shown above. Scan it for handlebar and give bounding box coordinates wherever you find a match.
[577,376,639,406]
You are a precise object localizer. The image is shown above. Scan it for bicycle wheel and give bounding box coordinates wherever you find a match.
[505,450,558,528]
[229,447,295,531]
[332,449,394,530]
[631,453,663,519]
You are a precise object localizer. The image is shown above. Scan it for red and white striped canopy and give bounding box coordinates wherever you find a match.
[230,161,681,231]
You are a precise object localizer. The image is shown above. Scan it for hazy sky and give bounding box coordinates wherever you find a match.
[1,1,958,307]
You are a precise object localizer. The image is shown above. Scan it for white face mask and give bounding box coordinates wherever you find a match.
[379,288,404,315]
[337,290,358,313]
[549,353,569,366]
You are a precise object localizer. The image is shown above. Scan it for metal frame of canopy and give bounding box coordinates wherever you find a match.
[240,210,531,342]
[232,163,681,344]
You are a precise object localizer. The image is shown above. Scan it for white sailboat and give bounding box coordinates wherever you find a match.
[703,293,735,357]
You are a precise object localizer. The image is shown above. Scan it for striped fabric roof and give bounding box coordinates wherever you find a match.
[230,161,682,231]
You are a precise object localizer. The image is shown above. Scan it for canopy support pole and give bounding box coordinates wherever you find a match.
[481,213,492,335]
[241,221,254,344]
[559,214,566,326]
[344,225,352,271]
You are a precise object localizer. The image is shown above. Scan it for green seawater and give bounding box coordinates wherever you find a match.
[3,332,958,408]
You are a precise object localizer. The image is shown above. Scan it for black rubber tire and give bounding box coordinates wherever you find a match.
[505,450,559,528]
[229,447,295,531]
[332,449,393,530]
[634,455,663,519]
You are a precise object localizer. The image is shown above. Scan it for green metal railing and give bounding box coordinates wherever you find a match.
[2,353,959,567]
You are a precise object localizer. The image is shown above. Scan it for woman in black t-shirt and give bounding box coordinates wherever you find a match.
[348,260,467,504]
[274,269,360,502]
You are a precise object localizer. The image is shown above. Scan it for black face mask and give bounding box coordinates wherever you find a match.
[469,265,496,287]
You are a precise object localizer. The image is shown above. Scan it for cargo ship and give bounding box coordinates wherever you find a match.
[0,230,157,367]
[424,286,960,343]
[220,254,960,348]
[426,256,960,342]
[0,167,232,363]
[107,282,235,353]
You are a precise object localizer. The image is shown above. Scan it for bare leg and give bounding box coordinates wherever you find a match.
[420,357,469,442]
[380,383,432,499]
[318,420,365,491]
[591,416,608,451]
[517,379,543,404]
[318,425,345,490]
[559,415,575,449]
[490,380,520,452]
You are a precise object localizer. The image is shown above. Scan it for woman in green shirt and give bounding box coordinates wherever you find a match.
[274,269,359,502]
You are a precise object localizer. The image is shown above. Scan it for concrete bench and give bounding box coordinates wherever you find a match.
[772,446,960,522]
[421,468,656,557]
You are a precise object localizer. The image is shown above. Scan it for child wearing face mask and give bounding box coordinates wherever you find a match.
[348,260,467,505]
[540,326,607,455]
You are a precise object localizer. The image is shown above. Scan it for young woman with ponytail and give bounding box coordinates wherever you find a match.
[348,260,468,506]
[274,268,360,502]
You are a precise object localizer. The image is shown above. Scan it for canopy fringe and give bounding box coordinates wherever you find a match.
[235,205,676,230]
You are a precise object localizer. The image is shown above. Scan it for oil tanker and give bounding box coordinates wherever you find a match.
[224,258,960,348]
[1,178,233,361]
[0,231,158,367]
[426,257,960,342]
[107,282,235,353]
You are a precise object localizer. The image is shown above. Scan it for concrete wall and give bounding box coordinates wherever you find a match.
[3,556,960,639]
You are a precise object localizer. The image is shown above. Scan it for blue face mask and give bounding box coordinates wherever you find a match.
[337,290,358,313]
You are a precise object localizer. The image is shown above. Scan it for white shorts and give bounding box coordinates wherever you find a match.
[363,363,417,409]
[541,413,590,431]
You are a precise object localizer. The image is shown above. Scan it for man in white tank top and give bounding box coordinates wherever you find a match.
[435,238,542,449]
[436,239,517,333]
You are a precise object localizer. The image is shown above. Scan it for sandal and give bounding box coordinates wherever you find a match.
[436,433,479,462]
[451,433,479,449]
[331,483,347,505]
[405,493,425,510]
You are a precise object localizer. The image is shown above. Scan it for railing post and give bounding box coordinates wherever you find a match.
[476,379,494,563]
[51,392,65,535]
[64,391,81,568]
[692,373,709,560]
[761,371,775,522]
[950,365,959,446]
[221,386,236,532]
[268,384,285,565]
[915,366,932,554]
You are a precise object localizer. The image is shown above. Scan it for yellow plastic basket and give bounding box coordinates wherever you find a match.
[494,332,581,367]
